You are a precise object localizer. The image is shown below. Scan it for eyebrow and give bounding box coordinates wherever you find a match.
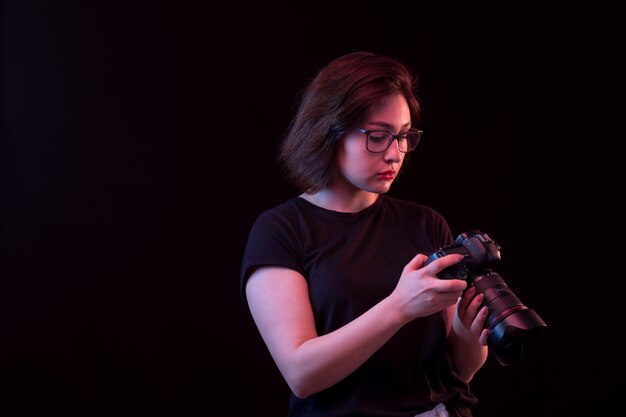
[366,121,412,130]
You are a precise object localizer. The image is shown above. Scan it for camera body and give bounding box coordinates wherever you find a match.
[426,230,502,281]
[425,230,547,366]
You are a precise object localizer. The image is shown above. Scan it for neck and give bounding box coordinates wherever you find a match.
[300,188,379,213]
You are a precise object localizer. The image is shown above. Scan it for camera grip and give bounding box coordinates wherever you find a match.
[424,248,471,280]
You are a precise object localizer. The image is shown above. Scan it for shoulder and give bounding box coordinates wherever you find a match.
[253,197,306,227]
[248,197,316,242]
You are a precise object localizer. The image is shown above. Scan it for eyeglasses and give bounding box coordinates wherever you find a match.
[354,128,423,153]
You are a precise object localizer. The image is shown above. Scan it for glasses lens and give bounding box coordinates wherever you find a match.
[405,131,422,152]
[366,131,393,152]
[404,130,422,152]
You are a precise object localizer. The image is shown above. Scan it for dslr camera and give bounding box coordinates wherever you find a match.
[425,230,547,366]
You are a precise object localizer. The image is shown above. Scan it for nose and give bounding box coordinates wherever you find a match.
[383,138,402,162]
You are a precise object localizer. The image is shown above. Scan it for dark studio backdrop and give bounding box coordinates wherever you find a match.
[2,1,624,416]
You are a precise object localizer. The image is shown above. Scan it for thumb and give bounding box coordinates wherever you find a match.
[404,252,428,272]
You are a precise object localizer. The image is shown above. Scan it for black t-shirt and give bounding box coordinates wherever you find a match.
[241,195,477,417]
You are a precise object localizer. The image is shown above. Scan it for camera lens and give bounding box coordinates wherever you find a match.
[472,272,547,365]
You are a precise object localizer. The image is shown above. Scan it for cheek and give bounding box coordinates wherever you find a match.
[338,140,368,171]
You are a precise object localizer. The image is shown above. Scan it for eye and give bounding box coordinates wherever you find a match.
[368,131,390,144]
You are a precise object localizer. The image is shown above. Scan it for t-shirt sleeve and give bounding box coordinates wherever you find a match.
[239,208,305,305]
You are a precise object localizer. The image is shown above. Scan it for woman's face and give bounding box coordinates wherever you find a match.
[336,94,411,194]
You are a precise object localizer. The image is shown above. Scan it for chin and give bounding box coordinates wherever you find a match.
[368,184,392,194]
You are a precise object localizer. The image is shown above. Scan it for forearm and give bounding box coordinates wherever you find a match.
[448,330,488,382]
[279,296,406,398]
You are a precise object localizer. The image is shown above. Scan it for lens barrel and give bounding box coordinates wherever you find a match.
[472,272,547,365]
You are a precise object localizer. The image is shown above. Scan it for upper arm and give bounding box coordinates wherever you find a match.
[245,266,318,371]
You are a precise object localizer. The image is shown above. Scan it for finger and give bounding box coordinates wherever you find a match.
[436,278,467,293]
[479,328,491,346]
[465,292,485,319]
[457,286,477,314]
[457,289,482,328]
[424,253,465,275]
[470,305,489,334]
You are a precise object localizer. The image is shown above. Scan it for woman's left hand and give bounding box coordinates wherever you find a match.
[453,286,490,346]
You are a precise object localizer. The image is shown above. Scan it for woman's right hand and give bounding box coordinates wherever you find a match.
[389,253,468,321]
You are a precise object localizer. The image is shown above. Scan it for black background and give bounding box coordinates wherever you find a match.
[2,1,624,416]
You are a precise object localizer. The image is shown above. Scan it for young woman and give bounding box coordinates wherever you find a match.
[240,51,490,417]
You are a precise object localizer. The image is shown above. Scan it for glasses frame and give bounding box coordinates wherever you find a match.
[354,127,423,153]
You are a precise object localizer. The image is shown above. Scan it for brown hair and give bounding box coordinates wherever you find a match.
[278,51,421,193]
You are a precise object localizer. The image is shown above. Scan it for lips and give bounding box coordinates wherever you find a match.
[378,170,396,180]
